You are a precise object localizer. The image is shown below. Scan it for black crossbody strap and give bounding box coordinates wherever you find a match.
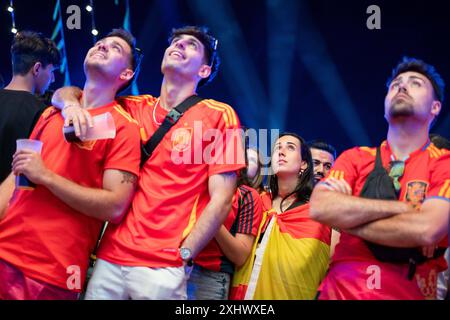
[374,146,383,169]
[140,95,204,167]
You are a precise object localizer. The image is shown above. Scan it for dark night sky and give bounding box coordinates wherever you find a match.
[1,0,449,154]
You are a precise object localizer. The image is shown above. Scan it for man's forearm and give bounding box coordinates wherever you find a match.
[181,197,232,258]
[347,210,445,247]
[310,187,410,229]
[42,171,130,222]
[51,86,83,110]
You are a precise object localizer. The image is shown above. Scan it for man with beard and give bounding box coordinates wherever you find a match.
[51,26,244,300]
[307,140,336,186]
[310,57,450,300]
[0,29,141,299]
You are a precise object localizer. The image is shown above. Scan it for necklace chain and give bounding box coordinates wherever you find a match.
[152,98,162,125]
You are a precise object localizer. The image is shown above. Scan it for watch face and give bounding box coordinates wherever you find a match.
[180,248,191,260]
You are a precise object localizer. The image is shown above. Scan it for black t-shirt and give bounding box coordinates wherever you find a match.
[0,89,46,182]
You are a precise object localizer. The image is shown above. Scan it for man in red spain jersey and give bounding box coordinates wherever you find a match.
[310,57,450,299]
[0,29,141,300]
[53,26,244,299]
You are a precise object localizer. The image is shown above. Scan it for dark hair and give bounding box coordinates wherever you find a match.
[307,139,337,160]
[105,28,143,93]
[11,31,60,76]
[430,134,450,150]
[168,25,220,88]
[269,132,314,211]
[386,57,445,104]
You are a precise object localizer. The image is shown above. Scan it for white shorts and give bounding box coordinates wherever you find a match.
[84,258,191,300]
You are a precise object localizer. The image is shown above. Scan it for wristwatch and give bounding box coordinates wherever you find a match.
[179,247,193,266]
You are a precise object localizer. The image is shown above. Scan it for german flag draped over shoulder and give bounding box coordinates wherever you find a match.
[230,193,331,300]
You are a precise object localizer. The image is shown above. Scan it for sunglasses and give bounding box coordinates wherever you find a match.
[389,160,405,193]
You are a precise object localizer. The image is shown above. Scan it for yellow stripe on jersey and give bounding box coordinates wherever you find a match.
[204,100,238,127]
[139,127,148,142]
[205,102,230,128]
[221,102,238,127]
[114,105,138,124]
[144,95,155,106]
[434,145,444,157]
[430,145,443,157]
[182,195,200,239]
[42,107,56,119]
[203,100,234,126]
[427,146,439,159]
[203,102,230,128]
[209,100,238,127]
[360,147,376,156]
[427,144,449,159]
[329,170,343,180]
[439,180,450,197]
[428,145,437,157]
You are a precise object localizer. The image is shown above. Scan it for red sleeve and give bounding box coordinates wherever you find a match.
[117,95,155,114]
[205,101,246,177]
[28,116,45,139]
[235,186,263,236]
[324,147,360,193]
[28,107,58,139]
[425,151,450,202]
[103,112,141,177]
[117,95,156,142]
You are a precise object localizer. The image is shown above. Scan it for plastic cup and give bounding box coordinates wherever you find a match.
[63,112,116,142]
[15,139,43,190]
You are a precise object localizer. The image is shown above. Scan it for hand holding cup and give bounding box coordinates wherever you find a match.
[13,139,44,190]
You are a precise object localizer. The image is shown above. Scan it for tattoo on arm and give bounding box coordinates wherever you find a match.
[120,171,138,185]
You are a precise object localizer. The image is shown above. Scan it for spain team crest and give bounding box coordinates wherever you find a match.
[405,180,428,209]
[172,127,193,152]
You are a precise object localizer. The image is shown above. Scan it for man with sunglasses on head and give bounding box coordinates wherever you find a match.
[310,57,450,300]
[53,26,244,299]
[0,29,141,300]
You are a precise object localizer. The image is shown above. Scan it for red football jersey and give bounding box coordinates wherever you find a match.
[98,95,246,268]
[0,102,141,291]
[319,140,450,300]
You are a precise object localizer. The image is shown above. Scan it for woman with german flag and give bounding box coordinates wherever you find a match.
[230,133,331,299]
